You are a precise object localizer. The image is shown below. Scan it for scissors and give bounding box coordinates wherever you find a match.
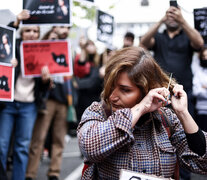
[167,73,173,91]
[162,73,172,106]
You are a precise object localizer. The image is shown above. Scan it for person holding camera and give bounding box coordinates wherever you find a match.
[140,5,204,179]
[140,3,204,118]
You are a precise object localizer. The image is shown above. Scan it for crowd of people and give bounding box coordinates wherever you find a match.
[0,3,207,180]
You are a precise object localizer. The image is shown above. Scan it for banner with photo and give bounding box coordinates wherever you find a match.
[0,64,14,101]
[21,40,73,77]
[97,10,114,45]
[194,8,207,45]
[22,0,72,26]
[0,25,15,65]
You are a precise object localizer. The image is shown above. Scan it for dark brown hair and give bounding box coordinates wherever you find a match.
[102,47,176,105]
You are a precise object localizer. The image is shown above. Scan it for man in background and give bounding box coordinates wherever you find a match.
[140,4,204,180]
[123,31,135,48]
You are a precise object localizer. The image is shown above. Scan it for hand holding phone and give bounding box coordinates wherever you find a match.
[169,0,178,8]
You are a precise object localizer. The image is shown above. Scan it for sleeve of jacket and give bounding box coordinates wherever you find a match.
[167,109,207,175]
[77,102,134,163]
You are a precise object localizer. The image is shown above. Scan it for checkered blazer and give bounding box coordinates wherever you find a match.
[77,102,207,180]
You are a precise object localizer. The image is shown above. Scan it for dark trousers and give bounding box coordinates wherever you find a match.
[0,160,7,180]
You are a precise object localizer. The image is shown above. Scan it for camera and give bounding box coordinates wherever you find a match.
[169,0,178,8]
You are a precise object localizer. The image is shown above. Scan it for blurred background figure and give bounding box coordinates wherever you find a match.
[192,46,207,132]
[26,26,70,180]
[99,45,116,79]
[52,26,70,40]
[140,5,204,180]
[140,6,204,118]
[73,38,102,123]
[123,31,135,48]
[0,10,51,180]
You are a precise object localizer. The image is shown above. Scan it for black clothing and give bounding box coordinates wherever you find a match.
[186,129,206,156]
[75,67,103,121]
[49,82,68,105]
[0,159,7,180]
[151,30,196,92]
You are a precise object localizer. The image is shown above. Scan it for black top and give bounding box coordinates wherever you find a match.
[49,81,68,105]
[151,30,196,91]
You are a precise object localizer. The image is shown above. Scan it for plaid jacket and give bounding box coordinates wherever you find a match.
[77,102,207,180]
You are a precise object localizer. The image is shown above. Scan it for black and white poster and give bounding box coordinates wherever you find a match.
[194,8,207,45]
[0,25,15,65]
[97,10,114,45]
[22,0,72,26]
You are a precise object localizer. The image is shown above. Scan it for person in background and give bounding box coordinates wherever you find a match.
[99,45,116,79]
[52,26,70,40]
[26,27,70,180]
[140,6,204,118]
[192,46,207,132]
[0,58,18,180]
[0,10,51,180]
[123,31,135,48]
[42,29,59,41]
[73,39,102,122]
[140,6,204,179]
[78,47,207,180]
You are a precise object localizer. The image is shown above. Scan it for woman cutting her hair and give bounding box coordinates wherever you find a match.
[77,47,207,180]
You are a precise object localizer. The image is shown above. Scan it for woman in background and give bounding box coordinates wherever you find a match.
[193,46,207,132]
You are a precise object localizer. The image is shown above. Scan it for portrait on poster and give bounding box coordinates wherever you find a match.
[0,25,15,65]
[0,64,14,102]
[22,0,72,26]
[21,40,73,77]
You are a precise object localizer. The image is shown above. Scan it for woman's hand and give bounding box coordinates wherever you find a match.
[17,9,30,21]
[140,87,170,113]
[171,84,199,133]
[14,9,30,27]
[131,87,170,127]
[41,65,51,83]
[10,58,18,67]
[171,84,188,114]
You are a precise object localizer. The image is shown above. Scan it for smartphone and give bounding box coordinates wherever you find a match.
[169,0,178,8]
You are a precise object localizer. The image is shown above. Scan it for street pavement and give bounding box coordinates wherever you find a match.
[36,135,83,180]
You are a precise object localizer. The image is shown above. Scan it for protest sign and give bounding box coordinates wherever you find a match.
[21,40,73,77]
[22,0,72,26]
[0,64,14,101]
[0,25,15,65]
[120,169,171,180]
[97,10,114,45]
[194,8,207,45]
